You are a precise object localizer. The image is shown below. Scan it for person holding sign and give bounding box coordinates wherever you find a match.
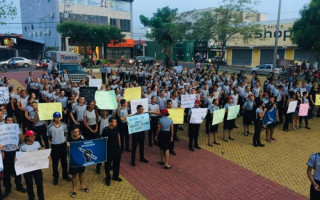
[70,97,87,132]
[265,96,279,142]
[83,101,99,140]
[67,127,89,198]
[166,100,178,155]
[148,96,160,147]
[29,102,49,149]
[102,117,122,186]
[299,91,310,129]
[223,97,235,142]
[209,98,221,146]
[283,92,295,132]
[130,105,149,167]
[242,94,255,136]
[155,109,173,169]
[19,130,45,200]
[187,100,202,151]
[118,99,131,152]
[253,101,266,147]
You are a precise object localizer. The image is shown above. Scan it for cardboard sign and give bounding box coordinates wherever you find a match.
[38,102,62,121]
[15,149,51,175]
[181,94,197,108]
[95,90,118,110]
[124,87,141,101]
[0,87,9,104]
[168,108,185,124]
[80,87,97,102]
[127,113,150,134]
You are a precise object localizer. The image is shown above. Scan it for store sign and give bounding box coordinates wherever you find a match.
[107,39,134,48]
[254,24,291,41]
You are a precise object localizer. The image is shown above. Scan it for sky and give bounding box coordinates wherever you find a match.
[1,0,311,40]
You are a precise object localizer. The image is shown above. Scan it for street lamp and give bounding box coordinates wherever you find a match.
[272,0,282,74]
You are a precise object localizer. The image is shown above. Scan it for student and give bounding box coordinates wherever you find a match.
[283,92,295,132]
[187,100,203,151]
[67,127,89,198]
[223,96,235,142]
[265,96,278,142]
[118,99,130,152]
[148,96,160,147]
[70,97,87,132]
[29,102,49,149]
[299,91,310,129]
[307,152,320,200]
[83,101,98,140]
[102,117,122,186]
[155,109,173,169]
[253,100,265,147]
[242,94,255,136]
[166,100,177,155]
[19,130,45,200]
[209,98,220,146]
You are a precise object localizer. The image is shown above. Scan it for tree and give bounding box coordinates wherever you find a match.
[0,0,17,25]
[185,0,260,73]
[140,6,187,67]
[291,0,320,66]
[57,21,125,59]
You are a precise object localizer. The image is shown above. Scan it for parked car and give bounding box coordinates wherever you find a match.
[134,56,155,66]
[251,64,283,76]
[0,57,32,68]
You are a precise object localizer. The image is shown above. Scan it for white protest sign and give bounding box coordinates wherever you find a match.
[0,124,20,146]
[190,108,207,124]
[15,149,51,175]
[287,100,297,114]
[130,98,149,115]
[0,87,9,104]
[89,79,102,90]
[174,66,183,73]
[181,94,197,108]
[0,152,3,172]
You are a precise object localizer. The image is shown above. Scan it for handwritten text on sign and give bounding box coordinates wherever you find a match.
[15,149,51,175]
[127,113,150,134]
[0,123,20,146]
[181,94,196,108]
[0,87,9,104]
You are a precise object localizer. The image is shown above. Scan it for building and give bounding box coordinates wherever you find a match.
[20,0,133,58]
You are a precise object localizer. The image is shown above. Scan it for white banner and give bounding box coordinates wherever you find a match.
[89,79,102,90]
[130,98,149,115]
[181,94,196,108]
[0,87,9,104]
[190,108,207,124]
[15,149,51,175]
[0,124,20,146]
[287,100,297,114]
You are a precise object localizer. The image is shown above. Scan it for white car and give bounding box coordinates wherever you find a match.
[251,64,283,76]
[0,57,33,68]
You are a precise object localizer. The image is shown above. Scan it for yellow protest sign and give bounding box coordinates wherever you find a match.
[315,95,320,105]
[124,87,141,101]
[168,108,185,124]
[38,102,62,121]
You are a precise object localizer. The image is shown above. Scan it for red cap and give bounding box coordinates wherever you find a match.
[249,94,254,97]
[264,92,269,96]
[161,108,169,115]
[195,99,201,104]
[25,130,35,137]
[228,96,233,100]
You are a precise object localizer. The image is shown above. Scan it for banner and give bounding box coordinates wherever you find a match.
[227,105,240,120]
[69,138,107,167]
[298,103,309,116]
[89,79,102,90]
[80,87,97,102]
[15,149,51,175]
[190,108,207,124]
[168,108,185,124]
[38,102,62,121]
[287,100,297,114]
[130,98,148,115]
[0,123,20,146]
[0,87,9,104]
[263,107,277,125]
[124,87,141,101]
[127,113,150,134]
[315,95,320,106]
[95,90,118,110]
[181,94,197,108]
[212,109,226,125]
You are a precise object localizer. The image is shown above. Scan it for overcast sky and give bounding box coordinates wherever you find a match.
[1,0,310,39]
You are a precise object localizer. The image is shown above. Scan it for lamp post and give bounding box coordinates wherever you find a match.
[272,0,282,74]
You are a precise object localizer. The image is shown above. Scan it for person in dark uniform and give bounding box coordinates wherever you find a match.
[209,98,220,146]
[223,96,235,142]
[148,96,160,147]
[155,109,173,169]
[67,127,89,198]
[253,100,266,147]
[130,105,149,167]
[307,152,320,200]
[100,64,107,85]
[265,96,278,142]
[166,100,177,155]
[102,117,122,186]
[187,100,203,151]
[242,94,255,136]
[118,99,131,152]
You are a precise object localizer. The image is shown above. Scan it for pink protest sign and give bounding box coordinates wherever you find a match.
[298,103,309,116]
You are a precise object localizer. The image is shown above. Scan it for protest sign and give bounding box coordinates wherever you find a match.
[181,94,197,108]
[212,108,226,125]
[174,66,183,73]
[89,79,102,90]
[227,105,240,120]
[127,113,150,134]
[0,87,9,104]
[124,87,141,101]
[287,100,297,114]
[263,107,277,125]
[15,149,51,175]
[69,138,107,167]
[190,108,207,124]
[80,87,97,102]
[315,95,320,106]
[298,103,309,116]
[130,98,148,115]
[0,153,3,172]
[38,102,62,121]
[0,123,20,146]
[95,90,118,110]
[168,108,185,124]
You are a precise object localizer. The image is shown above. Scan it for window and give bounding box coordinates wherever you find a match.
[24,27,27,31]
[110,18,117,26]
[31,25,34,30]
[120,19,130,32]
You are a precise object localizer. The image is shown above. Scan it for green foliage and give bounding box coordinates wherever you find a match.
[0,0,17,25]
[291,0,320,56]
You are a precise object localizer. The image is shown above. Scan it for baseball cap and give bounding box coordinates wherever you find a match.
[53,112,61,118]
[161,109,169,115]
[195,99,201,104]
[25,130,35,137]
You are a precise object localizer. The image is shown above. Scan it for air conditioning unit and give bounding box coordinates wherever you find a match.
[39,16,44,20]
[38,31,42,36]
[46,29,51,35]
[49,13,54,18]
[34,32,38,36]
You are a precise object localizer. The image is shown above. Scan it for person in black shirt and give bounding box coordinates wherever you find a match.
[102,117,122,186]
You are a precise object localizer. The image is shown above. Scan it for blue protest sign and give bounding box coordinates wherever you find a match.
[127,113,150,134]
[69,138,107,167]
[263,107,277,125]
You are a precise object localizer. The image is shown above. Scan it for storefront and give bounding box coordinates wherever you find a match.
[107,39,134,60]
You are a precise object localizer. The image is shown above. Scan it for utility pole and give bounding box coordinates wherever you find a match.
[272,0,282,73]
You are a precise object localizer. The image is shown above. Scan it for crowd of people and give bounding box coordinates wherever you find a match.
[0,62,319,199]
